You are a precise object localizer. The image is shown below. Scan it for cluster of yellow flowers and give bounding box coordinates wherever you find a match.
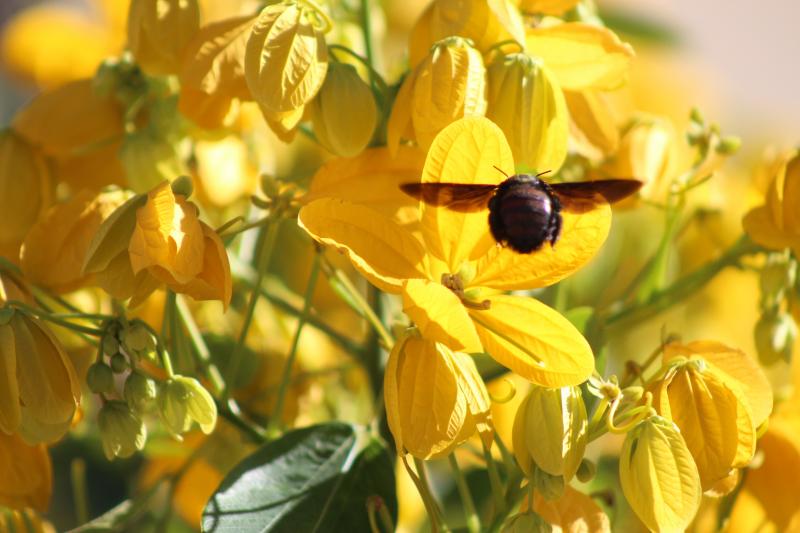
[0,0,798,531]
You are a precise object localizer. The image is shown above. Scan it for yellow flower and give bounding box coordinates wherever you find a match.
[524,485,611,532]
[388,36,487,153]
[486,52,567,171]
[128,0,200,76]
[0,131,53,260]
[384,332,491,459]
[512,385,587,481]
[518,0,579,15]
[408,0,525,67]
[619,416,702,533]
[158,375,218,437]
[0,433,51,512]
[743,151,800,256]
[301,117,609,386]
[602,115,676,202]
[20,189,127,294]
[0,309,81,444]
[650,341,772,492]
[309,62,378,157]
[178,14,258,129]
[245,1,329,114]
[83,180,232,307]
[0,0,124,89]
[564,90,619,160]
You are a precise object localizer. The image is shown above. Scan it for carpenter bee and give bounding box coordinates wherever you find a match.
[400,170,642,254]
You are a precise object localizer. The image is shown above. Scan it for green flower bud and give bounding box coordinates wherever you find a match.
[102,335,119,356]
[760,257,796,304]
[501,512,552,533]
[124,371,157,413]
[123,323,156,355]
[532,466,564,501]
[716,135,741,155]
[110,353,129,373]
[755,310,797,365]
[170,175,194,198]
[576,459,596,483]
[97,400,147,460]
[87,362,115,394]
[158,375,217,436]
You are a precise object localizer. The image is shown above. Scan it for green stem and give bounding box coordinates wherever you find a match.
[215,400,268,443]
[482,440,506,518]
[358,0,375,79]
[606,236,761,328]
[411,457,449,533]
[449,454,481,533]
[6,301,104,336]
[174,295,225,396]
[322,258,394,349]
[268,253,321,435]
[224,221,280,402]
[71,458,89,525]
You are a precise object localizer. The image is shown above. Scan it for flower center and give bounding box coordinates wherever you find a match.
[441,273,490,310]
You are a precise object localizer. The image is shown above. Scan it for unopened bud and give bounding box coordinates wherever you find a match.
[97,400,147,459]
[102,335,119,356]
[760,258,796,303]
[124,371,157,413]
[87,362,115,394]
[533,467,565,501]
[576,459,596,483]
[123,323,156,355]
[110,353,129,373]
[716,135,741,155]
[171,175,194,198]
[755,310,796,365]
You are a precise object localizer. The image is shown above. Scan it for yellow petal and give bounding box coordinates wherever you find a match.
[128,182,205,284]
[298,199,429,292]
[384,335,469,459]
[304,146,426,226]
[619,417,702,533]
[12,78,124,157]
[469,295,593,387]
[781,153,800,234]
[420,117,514,272]
[532,485,611,533]
[128,0,200,76]
[386,67,417,156]
[0,324,21,435]
[245,3,328,113]
[742,205,794,251]
[525,23,634,91]
[159,223,232,308]
[178,14,256,129]
[83,192,143,274]
[0,432,52,513]
[402,279,482,353]
[21,189,124,294]
[470,201,611,290]
[519,0,580,15]
[564,90,619,157]
[450,351,493,438]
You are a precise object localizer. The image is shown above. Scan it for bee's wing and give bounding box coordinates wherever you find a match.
[400,182,498,212]
[550,179,643,213]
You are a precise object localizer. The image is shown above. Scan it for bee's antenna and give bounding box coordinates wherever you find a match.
[536,170,552,178]
[493,165,510,178]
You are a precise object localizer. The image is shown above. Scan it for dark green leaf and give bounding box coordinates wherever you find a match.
[202,423,396,533]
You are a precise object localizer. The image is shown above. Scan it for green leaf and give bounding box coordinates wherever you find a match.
[202,423,397,533]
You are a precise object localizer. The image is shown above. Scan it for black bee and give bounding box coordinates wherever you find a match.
[400,170,642,254]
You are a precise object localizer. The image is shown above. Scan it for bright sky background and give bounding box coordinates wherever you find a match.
[604,0,800,141]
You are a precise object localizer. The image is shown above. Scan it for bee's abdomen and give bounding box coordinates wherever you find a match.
[491,181,558,254]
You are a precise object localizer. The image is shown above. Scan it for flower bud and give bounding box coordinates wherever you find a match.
[532,466,564,501]
[384,334,492,459]
[512,385,587,481]
[119,131,187,194]
[619,416,701,532]
[158,375,218,436]
[388,37,487,152]
[603,116,674,202]
[125,371,157,413]
[755,310,796,365]
[486,53,568,171]
[310,62,377,157]
[127,0,200,76]
[0,130,53,255]
[87,362,115,394]
[110,353,129,373]
[245,1,329,114]
[98,400,147,460]
[102,334,120,356]
[575,458,596,483]
[123,323,156,355]
[760,256,796,304]
[501,512,552,533]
